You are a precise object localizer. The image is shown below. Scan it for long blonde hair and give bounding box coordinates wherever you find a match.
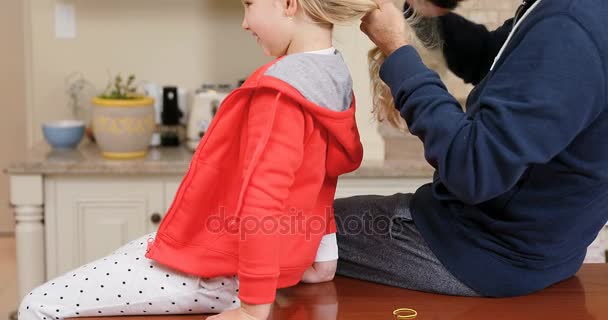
[297,0,443,131]
[368,2,444,131]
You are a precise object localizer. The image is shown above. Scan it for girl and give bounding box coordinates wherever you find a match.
[18,0,381,319]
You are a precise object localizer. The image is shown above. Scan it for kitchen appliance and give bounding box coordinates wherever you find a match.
[143,83,189,147]
[186,84,231,151]
[142,82,162,146]
[160,86,184,147]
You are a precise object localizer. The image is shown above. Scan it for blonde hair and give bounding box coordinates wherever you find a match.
[298,0,378,25]
[368,3,444,131]
[297,0,443,131]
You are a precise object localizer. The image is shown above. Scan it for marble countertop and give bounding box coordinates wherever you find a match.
[5,142,434,178]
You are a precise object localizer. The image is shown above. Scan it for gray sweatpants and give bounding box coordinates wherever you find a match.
[334,193,479,296]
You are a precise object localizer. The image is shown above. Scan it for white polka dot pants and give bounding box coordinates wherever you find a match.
[18,232,240,320]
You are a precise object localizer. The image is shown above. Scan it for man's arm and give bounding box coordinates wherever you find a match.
[380,16,605,205]
[438,13,513,84]
[363,0,512,83]
[403,2,513,84]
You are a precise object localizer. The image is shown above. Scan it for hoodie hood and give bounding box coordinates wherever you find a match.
[279,80,364,177]
[254,52,364,177]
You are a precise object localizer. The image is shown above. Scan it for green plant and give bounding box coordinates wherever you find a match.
[98,73,143,99]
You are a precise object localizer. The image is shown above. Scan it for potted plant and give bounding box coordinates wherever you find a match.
[92,73,156,159]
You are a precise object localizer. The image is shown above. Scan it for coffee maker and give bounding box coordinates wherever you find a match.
[160,86,184,147]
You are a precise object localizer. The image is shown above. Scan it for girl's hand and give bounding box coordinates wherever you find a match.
[206,307,258,320]
[207,303,272,320]
[301,260,337,284]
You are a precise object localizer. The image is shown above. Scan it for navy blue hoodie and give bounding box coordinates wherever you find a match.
[381,0,608,296]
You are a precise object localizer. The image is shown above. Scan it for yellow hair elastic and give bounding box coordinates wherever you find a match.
[393,308,418,319]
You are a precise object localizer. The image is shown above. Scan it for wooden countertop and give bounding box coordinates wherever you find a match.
[80,264,607,320]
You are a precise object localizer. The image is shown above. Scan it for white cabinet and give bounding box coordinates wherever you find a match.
[336,177,430,199]
[4,144,436,301]
[32,174,608,283]
[9,170,608,304]
[164,180,181,212]
[42,175,430,279]
[44,176,176,278]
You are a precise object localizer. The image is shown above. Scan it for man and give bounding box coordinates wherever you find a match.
[334,0,608,297]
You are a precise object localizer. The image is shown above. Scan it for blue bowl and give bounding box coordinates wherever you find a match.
[42,120,85,149]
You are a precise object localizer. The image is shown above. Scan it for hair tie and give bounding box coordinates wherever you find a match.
[393,308,418,319]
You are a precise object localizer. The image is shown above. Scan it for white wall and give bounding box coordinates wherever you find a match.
[0,0,27,234]
[25,0,385,162]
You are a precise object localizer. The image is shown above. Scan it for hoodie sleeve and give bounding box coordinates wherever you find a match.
[380,15,605,205]
[438,13,513,85]
[237,87,305,304]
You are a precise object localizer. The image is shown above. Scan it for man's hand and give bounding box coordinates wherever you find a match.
[207,303,272,320]
[361,0,409,56]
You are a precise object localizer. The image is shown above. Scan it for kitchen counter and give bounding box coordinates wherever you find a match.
[5,142,434,178]
[6,142,608,307]
[84,264,608,320]
[5,142,434,303]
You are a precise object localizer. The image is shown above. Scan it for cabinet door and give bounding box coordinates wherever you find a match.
[45,176,164,278]
[153,178,182,234]
[164,178,181,212]
[336,177,431,199]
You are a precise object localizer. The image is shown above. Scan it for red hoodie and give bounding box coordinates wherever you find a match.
[145,56,363,304]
